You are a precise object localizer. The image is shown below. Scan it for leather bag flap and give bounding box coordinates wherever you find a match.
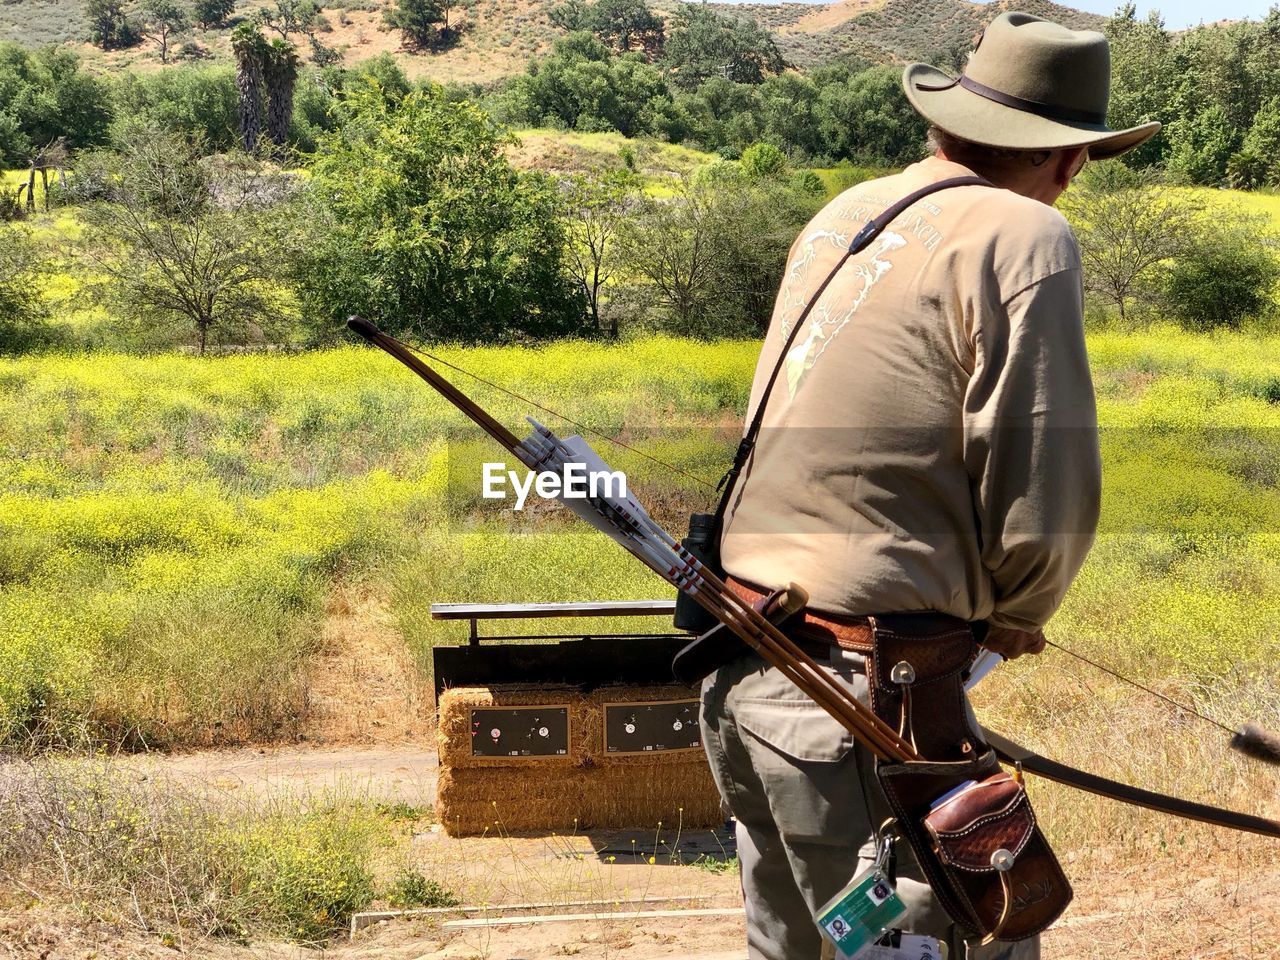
[924,772,1035,872]
[871,622,976,693]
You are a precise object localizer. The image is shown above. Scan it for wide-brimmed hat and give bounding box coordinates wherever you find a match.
[903,12,1160,160]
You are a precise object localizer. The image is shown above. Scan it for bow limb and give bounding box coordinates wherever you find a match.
[982,727,1280,840]
[347,316,521,452]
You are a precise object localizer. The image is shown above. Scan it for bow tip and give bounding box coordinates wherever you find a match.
[347,315,380,341]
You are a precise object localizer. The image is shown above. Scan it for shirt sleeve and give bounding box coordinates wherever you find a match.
[963,266,1101,631]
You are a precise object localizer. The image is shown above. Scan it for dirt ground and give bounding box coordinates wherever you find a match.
[5,588,1278,959]
[6,740,1274,960]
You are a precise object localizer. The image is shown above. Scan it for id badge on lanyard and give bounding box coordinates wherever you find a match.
[813,863,908,959]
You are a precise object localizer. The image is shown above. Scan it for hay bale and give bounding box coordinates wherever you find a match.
[584,762,724,830]
[437,767,593,835]
[436,684,723,836]
[438,763,722,836]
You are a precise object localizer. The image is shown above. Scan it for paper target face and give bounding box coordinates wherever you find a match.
[469,706,569,757]
[603,699,701,754]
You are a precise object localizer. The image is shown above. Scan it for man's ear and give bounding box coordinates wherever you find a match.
[1054,147,1087,189]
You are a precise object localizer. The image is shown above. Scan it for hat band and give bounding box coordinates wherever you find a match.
[916,74,1106,127]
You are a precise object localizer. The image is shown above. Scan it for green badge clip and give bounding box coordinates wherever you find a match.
[814,865,908,959]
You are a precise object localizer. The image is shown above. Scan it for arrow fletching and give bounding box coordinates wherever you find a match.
[1230,723,1280,767]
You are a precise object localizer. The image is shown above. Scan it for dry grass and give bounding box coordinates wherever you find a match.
[60,0,557,85]
[973,657,1280,873]
[0,756,401,945]
[778,0,890,34]
[303,584,431,744]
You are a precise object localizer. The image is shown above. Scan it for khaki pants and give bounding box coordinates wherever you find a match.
[699,646,1040,960]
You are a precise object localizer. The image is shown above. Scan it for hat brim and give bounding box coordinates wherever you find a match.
[903,63,1160,161]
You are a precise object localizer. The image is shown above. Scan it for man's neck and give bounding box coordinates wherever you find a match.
[931,150,1058,205]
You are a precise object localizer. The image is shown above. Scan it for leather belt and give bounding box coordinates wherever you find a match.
[726,576,875,655]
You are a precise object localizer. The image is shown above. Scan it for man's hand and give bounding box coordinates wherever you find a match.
[982,625,1047,660]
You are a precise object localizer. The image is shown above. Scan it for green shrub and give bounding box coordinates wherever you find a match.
[1164,230,1280,330]
[232,805,380,942]
[739,141,786,179]
[385,868,459,908]
[109,66,239,152]
[297,86,588,343]
[790,168,825,197]
[0,225,54,355]
[0,44,114,165]
[619,173,820,336]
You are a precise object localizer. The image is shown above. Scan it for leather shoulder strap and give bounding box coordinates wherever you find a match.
[710,174,993,532]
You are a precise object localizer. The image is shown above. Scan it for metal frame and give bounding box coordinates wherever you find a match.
[429,600,688,702]
[430,600,678,645]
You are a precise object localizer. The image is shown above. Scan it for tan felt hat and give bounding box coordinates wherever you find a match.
[903,11,1160,160]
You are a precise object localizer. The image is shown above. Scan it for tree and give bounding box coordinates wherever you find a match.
[1166,105,1240,186]
[757,72,820,158]
[232,23,270,153]
[815,65,927,165]
[296,87,586,342]
[549,0,589,31]
[139,0,190,64]
[437,0,472,34]
[193,0,235,29]
[256,0,329,42]
[345,53,412,104]
[560,169,639,335]
[383,0,444,47]
[588,0,664,59]
[77,132,296,354]
[1234,96,1280,187]
[1104,6,1173,169]
[109,66,239,153]
[495,32,669,136]
[1227,147,1269,190]
[86,0,140,49]
[662,4,783,91]
[264,38,299,153]
[1058,164,1203,321]
[619,172,816,336]
[668,76,760,152]
[0,45,113,166]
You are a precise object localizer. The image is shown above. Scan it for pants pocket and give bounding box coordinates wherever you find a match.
[733,696,857,763]
[732,695,867,844]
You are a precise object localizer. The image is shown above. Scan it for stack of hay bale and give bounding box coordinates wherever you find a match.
[437,683,723,836]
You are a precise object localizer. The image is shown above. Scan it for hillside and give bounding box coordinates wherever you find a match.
[751,0,1105,69]
[1,0,1103,83]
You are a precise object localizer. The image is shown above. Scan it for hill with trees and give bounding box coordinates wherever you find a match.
[0,0,1104,83]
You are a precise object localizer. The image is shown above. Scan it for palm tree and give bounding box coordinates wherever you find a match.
[232,23,270,154]
[264,39,300,156]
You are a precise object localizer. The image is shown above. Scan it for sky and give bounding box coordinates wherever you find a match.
[1056,0,1276,29]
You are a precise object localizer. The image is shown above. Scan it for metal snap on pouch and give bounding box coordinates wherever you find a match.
[814,865,908,959]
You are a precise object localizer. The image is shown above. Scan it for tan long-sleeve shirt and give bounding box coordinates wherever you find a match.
[719,156,1101,631]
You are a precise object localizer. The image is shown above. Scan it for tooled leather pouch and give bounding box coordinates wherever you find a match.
[877,755,1071,942]
[926,771,1071,941]
[869,619,1071,942]
[867,614,981,761]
